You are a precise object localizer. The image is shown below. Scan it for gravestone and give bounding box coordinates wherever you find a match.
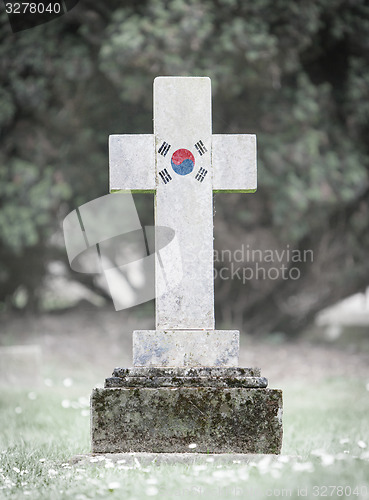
[91,77,283,454]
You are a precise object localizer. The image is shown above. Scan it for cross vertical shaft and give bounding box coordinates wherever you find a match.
[154,77,214,330]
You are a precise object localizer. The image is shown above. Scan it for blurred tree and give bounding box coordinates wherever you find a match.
[0,0,368,333]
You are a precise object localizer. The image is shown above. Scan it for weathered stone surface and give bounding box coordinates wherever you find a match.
[91,387,283,454]
[133,329,239,367]
[212,134,257,192]
[154,77,214,329]
[105,375,268,388]
[113,367,261,377]
[109,134,155,192]
[108,77,258,331]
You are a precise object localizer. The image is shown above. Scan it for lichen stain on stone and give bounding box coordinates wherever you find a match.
[219,402,231,417]
[91,387,283,454]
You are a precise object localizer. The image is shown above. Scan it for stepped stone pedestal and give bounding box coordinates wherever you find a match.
[91,331,283,454]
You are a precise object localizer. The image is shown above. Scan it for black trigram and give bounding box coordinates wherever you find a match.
[195,168,208,182]
[158,168,172,184]
[158,141,171,157]
[194,140,207,156]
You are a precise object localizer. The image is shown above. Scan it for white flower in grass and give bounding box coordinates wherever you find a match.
[78,396,89,407]
[271,468,281,479]
[212,469,227,478]
[339,438,349,444]
[146,486,159,496]
[81,410,89,417]
[237,467,249,481]
[13,467,20,474]
[104,462,114,469]
[48,469,58,477]
[116,459,126,464]
[15,407,22,414]
[311,449,325,457]
[27,392,37,400]
[188,443,197,449]
[272,461,283,470]
[24,491,31,496]
[61,400,70,409]
[212,468,238,481]
[321,454,335,466]
[292,462,314,472]
[193,464,207,472]
[39,459,46,463]
[256,455,272,474]
[206,457,214,463]
[63,378,73,387]
[358,440,367,449]
[146,477,158,485]
[108,482,121,491]
[89,458,99,463]
[335,453,349,460]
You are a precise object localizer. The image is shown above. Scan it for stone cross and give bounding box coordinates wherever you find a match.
[109,77,256,367]
[92,77,282,456]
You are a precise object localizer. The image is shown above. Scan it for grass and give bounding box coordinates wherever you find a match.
[0,376,369,499]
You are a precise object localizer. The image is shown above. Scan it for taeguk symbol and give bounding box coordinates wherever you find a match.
[171,149,195,176]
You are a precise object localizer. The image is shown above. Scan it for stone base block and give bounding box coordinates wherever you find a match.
[91,386,283,454]
[133,330,239,367]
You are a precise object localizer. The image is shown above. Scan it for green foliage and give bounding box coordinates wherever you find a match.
[0,0,368,321]
[0,160,71,253]
[98,0,369,244]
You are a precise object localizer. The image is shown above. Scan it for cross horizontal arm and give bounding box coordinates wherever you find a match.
[109,134,156,193]
[212,134,257,192]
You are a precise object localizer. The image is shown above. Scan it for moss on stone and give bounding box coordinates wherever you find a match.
[91,387,282,454]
